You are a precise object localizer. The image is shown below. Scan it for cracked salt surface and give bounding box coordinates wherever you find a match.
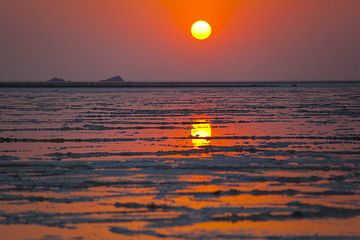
[0,86,360,239]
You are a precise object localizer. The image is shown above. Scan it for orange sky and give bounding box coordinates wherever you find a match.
[0,0,359,81]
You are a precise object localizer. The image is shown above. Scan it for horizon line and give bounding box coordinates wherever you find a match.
[1,79,360,83]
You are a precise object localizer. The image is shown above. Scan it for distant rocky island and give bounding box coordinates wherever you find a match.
[99,76,125,83]
[46,77,70,83]
[46,76,124,84]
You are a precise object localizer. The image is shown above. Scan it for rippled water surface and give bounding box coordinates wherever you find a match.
[1,86,360,239]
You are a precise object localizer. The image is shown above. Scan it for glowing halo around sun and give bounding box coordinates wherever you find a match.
[191,20,212,40]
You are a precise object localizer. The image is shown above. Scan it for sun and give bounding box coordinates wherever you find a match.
[191,20,212,40]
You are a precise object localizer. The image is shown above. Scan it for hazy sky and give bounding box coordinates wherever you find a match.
[0,0,359,82]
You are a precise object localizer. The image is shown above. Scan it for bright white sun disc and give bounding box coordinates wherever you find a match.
[191,20,212,40]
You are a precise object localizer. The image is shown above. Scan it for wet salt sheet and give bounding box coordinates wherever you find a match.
[0,85,360,239]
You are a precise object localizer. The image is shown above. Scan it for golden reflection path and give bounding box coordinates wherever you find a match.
[191,119,212,148]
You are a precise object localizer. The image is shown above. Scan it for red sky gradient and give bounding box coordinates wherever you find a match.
[0,0,359,82]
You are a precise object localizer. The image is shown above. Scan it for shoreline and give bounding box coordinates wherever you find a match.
[0,80,359,88]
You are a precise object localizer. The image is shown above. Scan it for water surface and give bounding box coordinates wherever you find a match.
[0,86,360,239]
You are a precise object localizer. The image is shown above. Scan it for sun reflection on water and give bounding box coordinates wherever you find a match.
[191,120,212,148]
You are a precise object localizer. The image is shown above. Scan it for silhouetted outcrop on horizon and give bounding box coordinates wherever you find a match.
[46,77,69,83]
[44,76,125,85]
[99,76,125,83]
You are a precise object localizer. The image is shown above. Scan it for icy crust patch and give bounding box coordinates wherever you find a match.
[0,156,359,191]
[3,202,359,227]
[0,155,359,238]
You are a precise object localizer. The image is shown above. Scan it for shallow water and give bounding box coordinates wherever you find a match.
[0,86,360,239]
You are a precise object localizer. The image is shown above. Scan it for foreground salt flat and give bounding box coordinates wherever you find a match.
[0,86,360,239]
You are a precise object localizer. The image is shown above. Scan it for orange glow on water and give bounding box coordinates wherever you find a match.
[191,120,212,148]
